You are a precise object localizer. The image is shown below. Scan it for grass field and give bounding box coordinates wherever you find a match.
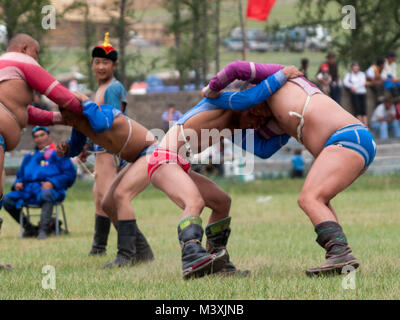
[1,174,400,300]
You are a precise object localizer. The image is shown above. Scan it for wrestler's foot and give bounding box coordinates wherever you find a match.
[0,264,12,270]
[88,214,111,256]
[305,250,359,277]
[205,217,250,277]
[182,249,228,280]
[103,220,137,269]
[88,247,107,256]
[307,221,358,277]
[135,224,154,263]
[102,254,135,269]
[179,216,228,280]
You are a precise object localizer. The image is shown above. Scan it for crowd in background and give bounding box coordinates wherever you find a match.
[302,51,400,141]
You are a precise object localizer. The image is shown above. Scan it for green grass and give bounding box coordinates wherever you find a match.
[1,174,400,299]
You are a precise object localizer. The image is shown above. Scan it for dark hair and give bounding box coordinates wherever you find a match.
[301,58,309,68]
[387,51,397,58]
[376,58,385,66]
[326,52,335,59]
[32,126,49,136]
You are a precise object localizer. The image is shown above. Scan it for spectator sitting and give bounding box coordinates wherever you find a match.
[3,126,76,239]
[316,63,332,95]
[370,95,400,141]
[343,61,368,126]
[382,51,400,98]
[162,102,183,132]
[366,58,385,103]
[291,149,305,178]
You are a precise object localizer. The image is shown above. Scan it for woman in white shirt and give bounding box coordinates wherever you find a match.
[343,62,368,125]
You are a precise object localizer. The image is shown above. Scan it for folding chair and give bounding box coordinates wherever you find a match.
[19,202,69,238]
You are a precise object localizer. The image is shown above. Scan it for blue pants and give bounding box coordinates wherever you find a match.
[3,189,55,227]
[324,124,376,168]
[370,120,400,140]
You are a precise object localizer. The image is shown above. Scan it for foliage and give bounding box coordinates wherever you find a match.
[296,0,400,69]
[0,0,51,65]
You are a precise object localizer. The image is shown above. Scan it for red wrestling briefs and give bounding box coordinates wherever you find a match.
[0,52,82,114]
[147,148,191,180]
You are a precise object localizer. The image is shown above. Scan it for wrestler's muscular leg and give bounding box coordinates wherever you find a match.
[151,164,205,218]
[188,171,231,224]
[101,163,133,226]
[94,153,118,217]
[298,145,364,226]
[189,171,249,276]
[101,158,154,267]
[151,164,227,279]
[0,147,4,198]
[298,145,365,276]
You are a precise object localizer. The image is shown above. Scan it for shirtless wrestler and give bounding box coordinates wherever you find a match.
[203,61,377,276]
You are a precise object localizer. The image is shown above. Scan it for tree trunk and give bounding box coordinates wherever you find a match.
[215,0,221,73]
[118,0,128,87]
[201,0,208,84]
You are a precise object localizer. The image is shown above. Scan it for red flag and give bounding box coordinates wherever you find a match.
[246,0,276,21]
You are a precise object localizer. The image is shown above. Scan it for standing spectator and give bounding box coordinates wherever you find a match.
[291,149,305,178]
[382,51,400,98]
[319,52,341,103]
[370,95,400,140]
[299,58,309,79]
[343,62,368,126]
[2,127,76,239]
[316,63,332,95]
[162,102,183,132]
[366,58,385,102]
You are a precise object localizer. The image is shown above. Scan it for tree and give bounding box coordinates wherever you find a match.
[63,1,97,91]
[0,0,51,64]
[164,0,214,90]
[108,0,135,88]
[214,0,221,73]
[296,0,400,69]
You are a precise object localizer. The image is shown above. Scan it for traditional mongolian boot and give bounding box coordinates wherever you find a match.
[103,220,137,268]
[305,221,359,277]
[88,214,111,256]
[135,223,154,263]
[205,217,250,277]
[37,201,54,239]
[178,215,227,280]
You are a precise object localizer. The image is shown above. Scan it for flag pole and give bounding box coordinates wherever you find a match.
[238,0,247,61]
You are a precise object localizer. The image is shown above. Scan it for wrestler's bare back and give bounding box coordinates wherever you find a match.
[267,81,362,157]
[159,108,235,154]
[0,80,34,150]
[61,109,156,162]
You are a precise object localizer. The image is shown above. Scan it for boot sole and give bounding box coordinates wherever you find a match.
[183,249,227,280]
[213,269,251,277]
[305,260,360,277]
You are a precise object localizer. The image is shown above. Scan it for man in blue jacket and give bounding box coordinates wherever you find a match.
[3,126,76,239]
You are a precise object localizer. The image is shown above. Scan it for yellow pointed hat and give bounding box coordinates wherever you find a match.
[92,32,118,61]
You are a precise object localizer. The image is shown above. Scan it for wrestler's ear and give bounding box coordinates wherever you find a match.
[21,44,28,54]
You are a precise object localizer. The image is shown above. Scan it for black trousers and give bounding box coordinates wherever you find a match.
[350,93,366,116]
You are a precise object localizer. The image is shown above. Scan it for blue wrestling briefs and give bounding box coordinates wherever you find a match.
[0,135,5,152]
[324,124,376,168]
